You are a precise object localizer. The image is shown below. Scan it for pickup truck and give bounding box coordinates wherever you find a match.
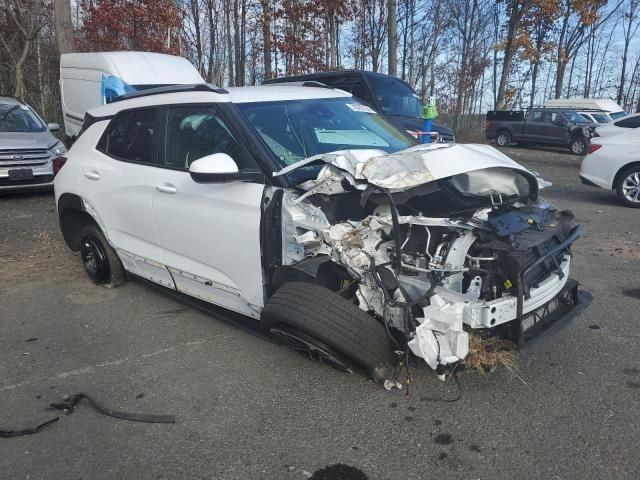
[485,108,596,155]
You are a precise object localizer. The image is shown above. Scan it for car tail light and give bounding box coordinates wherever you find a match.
[485,121,492,129]
[52,156,67,176]
[588,144,602,154]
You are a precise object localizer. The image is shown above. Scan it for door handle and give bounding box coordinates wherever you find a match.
[156,183,177,194]
[84,170,100,180]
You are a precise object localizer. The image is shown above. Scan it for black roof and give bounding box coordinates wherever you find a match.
[110,83,227,103]
[263,69,412,87]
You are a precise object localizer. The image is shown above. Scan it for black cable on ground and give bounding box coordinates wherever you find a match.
[0,417,59,438]
[49,393,176,423]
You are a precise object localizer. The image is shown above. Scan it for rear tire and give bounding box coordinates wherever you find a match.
[262,282,395,384]
[615,166,640,208]
[79,224,126,288]
[495,130,512,147]
[570,137,587,155]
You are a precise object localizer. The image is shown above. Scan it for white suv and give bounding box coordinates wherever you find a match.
[54,84,585,383]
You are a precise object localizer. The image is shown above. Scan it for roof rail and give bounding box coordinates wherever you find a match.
[111,83,228,103]
[262,80,333,89]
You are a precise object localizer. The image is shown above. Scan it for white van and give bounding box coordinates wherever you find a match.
[544,98,626,120]
[60,52,204,140]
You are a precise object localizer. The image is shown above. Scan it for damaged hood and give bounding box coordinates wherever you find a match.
[275,143,544,196]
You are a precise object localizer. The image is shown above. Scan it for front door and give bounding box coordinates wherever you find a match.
[151,105,265,318]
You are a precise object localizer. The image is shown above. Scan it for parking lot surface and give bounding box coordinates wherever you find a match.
[1,147,639,479]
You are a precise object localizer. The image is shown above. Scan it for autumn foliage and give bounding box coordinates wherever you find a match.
[77,0,182,54]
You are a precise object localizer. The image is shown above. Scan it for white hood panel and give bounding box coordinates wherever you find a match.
[276,143,542,194]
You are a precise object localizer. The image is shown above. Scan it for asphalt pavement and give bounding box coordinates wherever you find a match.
[1,146,639,479]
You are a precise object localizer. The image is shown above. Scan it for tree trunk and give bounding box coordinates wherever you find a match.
[496,1,524,109]
[328,13,337,69]
[261,0,272,79]
[191,0,203,73]
[14,38,32,98]
[554,1,570,99]
[54,0,74,54]
[387,0,397,76]
[530,61,539,109]
[617,1,636,105]
[225,0,234,86]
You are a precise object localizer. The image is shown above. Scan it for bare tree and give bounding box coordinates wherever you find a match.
[618,0,640,105]
[0,0,47,98]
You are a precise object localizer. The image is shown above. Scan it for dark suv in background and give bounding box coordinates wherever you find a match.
[264,70,455,143]
[485,108,596,155]
[0,96,66,192]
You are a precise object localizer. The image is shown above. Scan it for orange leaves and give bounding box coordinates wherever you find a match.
[78,0,181,53]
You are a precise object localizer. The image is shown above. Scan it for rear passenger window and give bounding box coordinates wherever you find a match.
[100,109,157,163]
[614,116,640,128]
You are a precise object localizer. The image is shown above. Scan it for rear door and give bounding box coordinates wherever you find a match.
[151,104,265,318]
[79,107,174,287]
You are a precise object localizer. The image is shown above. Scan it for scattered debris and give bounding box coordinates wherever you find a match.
[463,334,517,374]
[1,393,175,438]
[433,433,454,445]
[310,464,368,480]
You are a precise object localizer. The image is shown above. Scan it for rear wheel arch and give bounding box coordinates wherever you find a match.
[58,193,98,251]
[612,161,640,190]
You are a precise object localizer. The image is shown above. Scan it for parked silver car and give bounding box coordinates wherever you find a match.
[0,96,66,192]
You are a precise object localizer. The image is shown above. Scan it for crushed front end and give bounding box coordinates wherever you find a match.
[270,144,587,378]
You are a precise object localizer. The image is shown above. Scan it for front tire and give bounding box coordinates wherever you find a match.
[79,224,126,287]
[262,283,395,384]
[495,131,512,147]
[615,166,640,208]
[570,137,587,155]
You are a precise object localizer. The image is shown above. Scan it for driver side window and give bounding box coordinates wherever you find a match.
[164,106,247,170]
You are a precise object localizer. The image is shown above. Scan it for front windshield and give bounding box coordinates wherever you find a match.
[591,113,610,124]
[563,111,588,124]
[237,97,416,181]
[0,103,46,133]
[610,111,627,120]
[366,75,422,118]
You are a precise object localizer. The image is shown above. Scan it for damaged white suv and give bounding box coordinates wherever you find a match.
[54,84,584,383]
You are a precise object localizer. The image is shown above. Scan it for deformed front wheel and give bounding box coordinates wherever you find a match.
[79,224,126,288]
[262,282,395,384]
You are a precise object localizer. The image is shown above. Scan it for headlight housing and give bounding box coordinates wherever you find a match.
[49,143,66,157]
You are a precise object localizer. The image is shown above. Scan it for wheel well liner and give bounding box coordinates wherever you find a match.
[612,161,640,190]
[58,193,98,251]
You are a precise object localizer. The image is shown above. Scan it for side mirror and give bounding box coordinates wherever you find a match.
[554,117,568,127]
[189,153,263,183]
[48,123,60,132]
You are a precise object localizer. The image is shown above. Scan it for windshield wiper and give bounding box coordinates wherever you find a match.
[272,151,341,177]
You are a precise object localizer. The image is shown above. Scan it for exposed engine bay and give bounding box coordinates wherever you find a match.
[265,143,581,378]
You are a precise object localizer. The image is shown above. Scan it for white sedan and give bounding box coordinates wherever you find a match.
[595,112,640,137]
[580,127,640,207]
